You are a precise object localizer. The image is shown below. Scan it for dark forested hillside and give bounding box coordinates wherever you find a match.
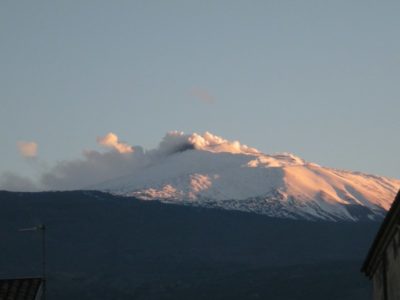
[0,191,377,299]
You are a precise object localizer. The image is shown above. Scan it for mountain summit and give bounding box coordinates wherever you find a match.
[99,131,400,221]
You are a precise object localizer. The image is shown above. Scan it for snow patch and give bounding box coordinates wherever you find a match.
[96,131,400,221]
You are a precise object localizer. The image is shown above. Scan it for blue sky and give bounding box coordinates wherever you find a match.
[1,0,399,185]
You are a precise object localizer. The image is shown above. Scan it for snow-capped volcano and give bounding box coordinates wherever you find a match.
[100,131,400,221]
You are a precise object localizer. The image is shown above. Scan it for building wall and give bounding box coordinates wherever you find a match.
[372,229,400,300]
[386,230,400,300]
[373,261,385,300]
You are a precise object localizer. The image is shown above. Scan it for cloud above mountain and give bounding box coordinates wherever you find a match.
[40,149,145,190]
[97,132,134,153]
[190,88,215,104]
[1,131,259,191]
[17,141,38,158]
[0,172,38,192]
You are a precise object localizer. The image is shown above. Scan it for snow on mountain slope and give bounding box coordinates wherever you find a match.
[100,131,400,221]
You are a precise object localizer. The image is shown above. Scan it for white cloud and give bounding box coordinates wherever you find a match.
[17,141,38,158]
[190,88,215,104]
[40,149,146,190]
[0,172,38,192]
[96,132,134,153]
[4,131,258,191]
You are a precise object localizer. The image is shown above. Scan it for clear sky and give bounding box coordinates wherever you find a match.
[1,0,399,188]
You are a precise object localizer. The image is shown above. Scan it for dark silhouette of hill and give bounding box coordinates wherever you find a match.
[0,191,377,299]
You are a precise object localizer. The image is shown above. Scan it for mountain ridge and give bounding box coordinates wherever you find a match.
[94,132,400,221]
